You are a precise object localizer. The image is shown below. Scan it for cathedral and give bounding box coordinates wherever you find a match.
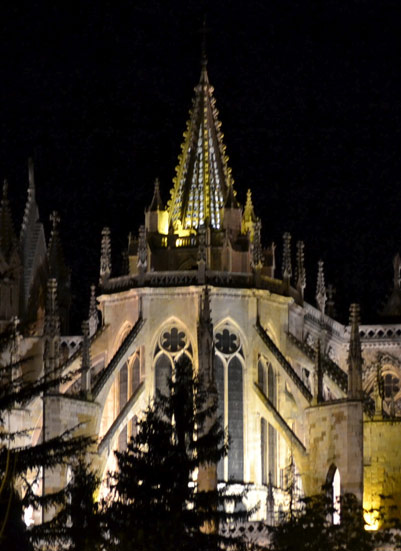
[2,55,401,534]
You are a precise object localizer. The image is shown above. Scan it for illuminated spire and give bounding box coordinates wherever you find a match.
[168,60,234,232]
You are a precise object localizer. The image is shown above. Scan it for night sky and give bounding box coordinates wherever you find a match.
[1,1,401,330]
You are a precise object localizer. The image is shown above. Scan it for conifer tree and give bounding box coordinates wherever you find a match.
[0,323,92,550]
[104,354,250,551]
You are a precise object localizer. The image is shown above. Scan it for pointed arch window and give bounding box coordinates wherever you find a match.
[215,325,244,482]
[327,465,341,524]
[258,357,278,486]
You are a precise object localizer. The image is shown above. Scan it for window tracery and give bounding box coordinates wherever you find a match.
[153,322,193,396]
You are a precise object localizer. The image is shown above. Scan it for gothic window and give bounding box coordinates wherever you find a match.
[258,358,266,395]
[216,355,225,480]
[268,423,277,485]
[154,323,192,397]
[261,418,277,486]
[130,354,140,396]
[214,325,244,482]
[268,363,276,407]
[258,357,277,485]
[228,356,243,480]
[261,417,267,485]
[119,363,128,413]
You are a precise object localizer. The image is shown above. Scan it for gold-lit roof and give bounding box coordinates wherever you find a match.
[168,62,234,232]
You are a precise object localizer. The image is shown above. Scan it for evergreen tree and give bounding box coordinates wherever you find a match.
[104,354,250,551]
[0,323,92,550]
[51,458,104,551]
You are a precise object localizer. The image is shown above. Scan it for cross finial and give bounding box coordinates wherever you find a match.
[50,210,60,232]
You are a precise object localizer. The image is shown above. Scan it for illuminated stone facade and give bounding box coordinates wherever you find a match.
[2,60,401,531]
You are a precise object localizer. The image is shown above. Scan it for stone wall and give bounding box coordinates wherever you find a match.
[305,400,363,500]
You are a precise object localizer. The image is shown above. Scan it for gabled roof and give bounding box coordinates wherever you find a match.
[168,61,234,232]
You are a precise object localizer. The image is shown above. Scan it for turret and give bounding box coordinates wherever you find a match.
[145,178,168,234]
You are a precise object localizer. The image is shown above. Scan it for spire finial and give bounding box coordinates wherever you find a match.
[315,260,327,314]
[296,241,306,300]
[50,210,60,233]
[313,339,324,405]
[28,157,35,192]
[252,219,263,270]
[282,232,292,281]
[88,284,99,337]
[100,227,112,282]
[347,303,363,399]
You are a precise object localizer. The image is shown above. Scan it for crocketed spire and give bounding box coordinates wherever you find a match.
[168,60,234,232]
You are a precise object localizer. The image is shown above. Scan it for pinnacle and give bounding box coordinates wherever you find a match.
[148,178,164,211]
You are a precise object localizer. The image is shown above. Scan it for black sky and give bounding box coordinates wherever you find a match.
[1,1,401,329]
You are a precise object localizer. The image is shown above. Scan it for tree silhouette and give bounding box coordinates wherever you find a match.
[104,354,251,551]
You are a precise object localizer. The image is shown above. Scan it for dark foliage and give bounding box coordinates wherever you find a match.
[268,491,401,551]
[0,327,93,550]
